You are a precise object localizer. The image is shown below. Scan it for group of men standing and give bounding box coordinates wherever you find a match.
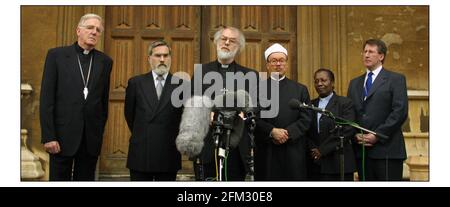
[39,13,408,181]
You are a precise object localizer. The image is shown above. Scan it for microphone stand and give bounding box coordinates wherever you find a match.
[213,110,237,181]
[211,112,224,181]
[245,111,256,181]
[309,109,388,181]
[330,124,345,181]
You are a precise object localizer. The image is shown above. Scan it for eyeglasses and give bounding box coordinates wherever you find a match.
[268,59,287,65]
[220,36,238,45]
[81,25,103,33]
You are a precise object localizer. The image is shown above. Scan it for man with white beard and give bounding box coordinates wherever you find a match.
[192,26,258,181]
[125,40,184,181]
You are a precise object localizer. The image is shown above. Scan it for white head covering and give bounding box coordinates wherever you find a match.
[264,43,288,61]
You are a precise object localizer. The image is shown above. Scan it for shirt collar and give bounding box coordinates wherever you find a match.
[319,92,334,102]
[366,65,383,77]
[152,71,168,81]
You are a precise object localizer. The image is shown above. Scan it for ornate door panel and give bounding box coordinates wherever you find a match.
[100,6,296,178]
[202,6,297,79]
[100,6,200,177]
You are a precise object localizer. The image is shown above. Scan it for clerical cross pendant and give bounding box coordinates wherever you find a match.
[83,87,89,100]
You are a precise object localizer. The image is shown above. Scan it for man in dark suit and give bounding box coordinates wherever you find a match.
[125,40,183,181]
[254,43,311,181]
[347,39,408,181]
[192,26,258,181]
[40,13,113,181]
[306,68,356,181]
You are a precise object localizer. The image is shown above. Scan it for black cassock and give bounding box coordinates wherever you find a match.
[255,77,312,181]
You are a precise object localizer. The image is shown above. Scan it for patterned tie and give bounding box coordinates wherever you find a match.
[156,75,164,100]
[364,72,374,97]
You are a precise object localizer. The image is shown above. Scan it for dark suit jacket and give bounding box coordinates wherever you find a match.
[307,93,356,174]
[125,72,183,172]
[40,43,113,157]
[192,60,259,171]
[347,68,408,159]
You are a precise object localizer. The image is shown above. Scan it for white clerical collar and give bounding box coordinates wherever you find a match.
[270,74,286,82]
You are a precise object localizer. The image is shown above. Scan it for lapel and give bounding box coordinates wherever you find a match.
[311,98,320,131]
[365,68,388,100]
[314,93,337,122]
[87,49,104,100]
[139,72,158,111]
[325,93,338,113]
[314,93,337,135]
[354,74,366,104]
[66,45,85,101]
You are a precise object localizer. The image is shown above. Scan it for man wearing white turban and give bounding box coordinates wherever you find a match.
[255,43,312,180]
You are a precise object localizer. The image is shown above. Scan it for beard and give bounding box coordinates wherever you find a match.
[152,63,170,75]
[217,48,238,61]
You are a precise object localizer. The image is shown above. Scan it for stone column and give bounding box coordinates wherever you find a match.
[406,155,429,181]
[21,83,45,180]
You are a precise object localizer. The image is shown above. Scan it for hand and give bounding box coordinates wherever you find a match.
[210,112,215,123]
[44,141,61,154]
[271,128,288,144]
[238,112,245,119]
[355,133,363,143]
[311,148,321,160]
[362,133,377,147]
[355,133,377,146]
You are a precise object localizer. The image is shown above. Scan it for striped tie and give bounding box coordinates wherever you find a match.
[156,75,164,100]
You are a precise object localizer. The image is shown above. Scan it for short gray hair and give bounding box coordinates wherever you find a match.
[78,13,104,32]
[213,26,246,52]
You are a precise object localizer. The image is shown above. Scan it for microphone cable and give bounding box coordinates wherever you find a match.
[214,148,219,181]
[335,119,365,181]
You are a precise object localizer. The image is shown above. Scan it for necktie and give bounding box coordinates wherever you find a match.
[364,72,373,97]
[156,75,164,100]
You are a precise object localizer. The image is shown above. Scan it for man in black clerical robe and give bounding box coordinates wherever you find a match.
[255,43,312,181]
[192,26,258,181]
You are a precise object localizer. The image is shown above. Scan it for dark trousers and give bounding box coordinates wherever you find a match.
[307,161,354,181]
[49,133,98,181]
[356,158,404,181]
[195,148,246,181]
[129,170,177,181]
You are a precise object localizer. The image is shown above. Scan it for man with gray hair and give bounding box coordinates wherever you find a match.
[192,26,258,181]
[40,13,113,180]
[125,40,184,181]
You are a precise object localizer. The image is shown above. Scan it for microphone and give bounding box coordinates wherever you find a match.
[288,101,390,141]
[176,96,213,158]
[211,89,255,149]
[288,99,330,115]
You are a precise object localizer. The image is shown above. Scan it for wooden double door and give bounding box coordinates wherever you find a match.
[99,6,297,177]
